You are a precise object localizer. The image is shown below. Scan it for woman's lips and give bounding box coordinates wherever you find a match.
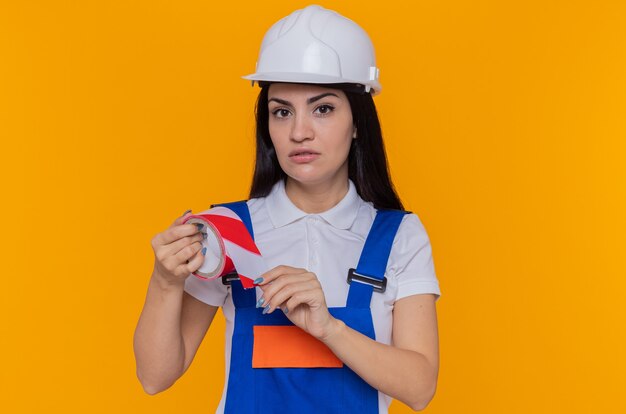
[288,150,320,164]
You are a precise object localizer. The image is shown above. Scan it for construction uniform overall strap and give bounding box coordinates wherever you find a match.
[212,200,256,309]
[346,209,408,308]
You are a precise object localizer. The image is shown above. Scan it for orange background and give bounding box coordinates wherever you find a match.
[1,1,625,413]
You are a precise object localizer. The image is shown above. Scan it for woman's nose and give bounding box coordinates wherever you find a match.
[290,114,314,142]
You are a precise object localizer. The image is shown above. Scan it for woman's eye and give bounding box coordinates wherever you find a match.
[272,108,291,118]
[315,105,335,115]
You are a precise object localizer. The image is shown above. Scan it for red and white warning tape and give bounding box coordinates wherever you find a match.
[182,206,266,289]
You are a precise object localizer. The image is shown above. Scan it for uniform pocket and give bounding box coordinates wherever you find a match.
[252,325,343,368]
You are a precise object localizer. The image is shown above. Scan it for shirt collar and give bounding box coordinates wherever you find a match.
[266,179,361,230]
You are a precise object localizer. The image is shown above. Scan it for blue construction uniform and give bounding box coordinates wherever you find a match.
[215,201,407,414]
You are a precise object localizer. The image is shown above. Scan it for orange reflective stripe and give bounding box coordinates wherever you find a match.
[252,325,343,368]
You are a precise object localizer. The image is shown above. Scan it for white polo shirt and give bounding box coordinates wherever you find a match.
[184,179,441,414]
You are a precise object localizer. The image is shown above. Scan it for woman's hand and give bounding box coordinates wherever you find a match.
[150,211,205,287]
[256,265,341,340]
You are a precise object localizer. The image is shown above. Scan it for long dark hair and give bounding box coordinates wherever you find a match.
[249,82,404,211]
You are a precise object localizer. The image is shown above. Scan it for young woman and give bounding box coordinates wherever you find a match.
[134,5,441,413]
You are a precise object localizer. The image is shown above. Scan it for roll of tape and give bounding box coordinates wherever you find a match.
[182,206,266,289]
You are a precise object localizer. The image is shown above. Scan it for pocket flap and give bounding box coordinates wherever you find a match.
[252,325,343,368]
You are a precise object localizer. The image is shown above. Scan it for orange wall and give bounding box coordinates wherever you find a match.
[1,1,625,413]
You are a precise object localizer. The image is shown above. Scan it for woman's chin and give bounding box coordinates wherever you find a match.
[286,174,324,187]
[285,171,345,189]
[280,157,349,187]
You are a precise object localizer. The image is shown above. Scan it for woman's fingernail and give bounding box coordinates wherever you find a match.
[283,307,289,314]
[182,209,192,216]
[256,297,265,307]
[202,232,207,239]
[201,247,207,256]
[262,304,271,314]
[254,277,264,284]
[194,223,204,231]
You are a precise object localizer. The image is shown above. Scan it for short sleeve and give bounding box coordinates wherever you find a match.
[388,213,441,302]
[184,274,229,307]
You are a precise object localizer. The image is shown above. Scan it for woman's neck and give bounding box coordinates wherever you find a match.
[284,176,349,214]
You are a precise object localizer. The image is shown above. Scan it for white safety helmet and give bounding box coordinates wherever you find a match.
[242,5,382,95]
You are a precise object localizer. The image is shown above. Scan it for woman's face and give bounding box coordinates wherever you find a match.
[267,83,355,188]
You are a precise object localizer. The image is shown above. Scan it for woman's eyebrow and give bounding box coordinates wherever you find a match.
[268,92,340,106]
